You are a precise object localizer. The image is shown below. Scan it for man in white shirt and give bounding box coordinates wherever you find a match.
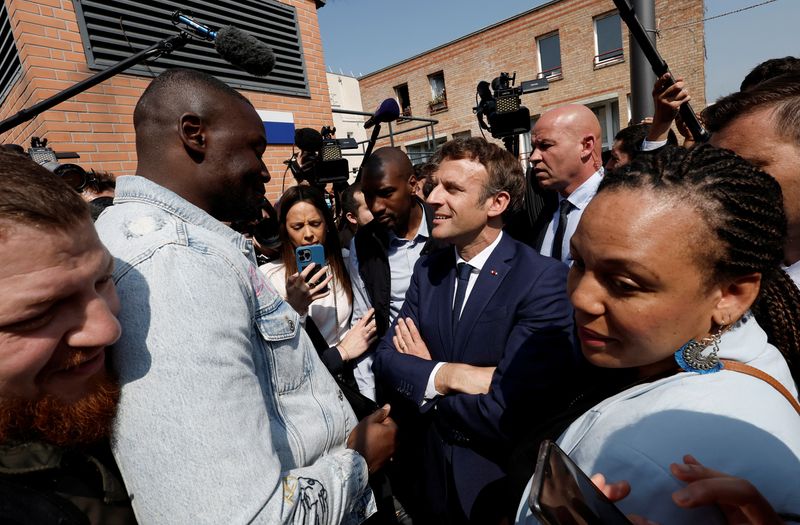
[374,137,576,523]
[530,104,604,265]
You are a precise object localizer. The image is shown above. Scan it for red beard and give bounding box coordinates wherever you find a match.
[0,370,120,447]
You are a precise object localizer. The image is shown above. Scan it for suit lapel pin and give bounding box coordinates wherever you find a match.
[490,269,498,276]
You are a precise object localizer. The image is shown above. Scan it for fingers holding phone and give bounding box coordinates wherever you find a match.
[286,260,332,315]
[301,262,333,299]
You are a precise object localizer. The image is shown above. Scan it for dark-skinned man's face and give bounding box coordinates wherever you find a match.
[203,99,271,223]
[361,162,417,233]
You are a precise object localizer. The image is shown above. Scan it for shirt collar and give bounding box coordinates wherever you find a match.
[560,168,604,210]
[388,201,429,243]
[455,231,503,272]
[113,175,252,255]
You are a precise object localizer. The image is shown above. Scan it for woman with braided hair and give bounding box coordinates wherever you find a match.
[516,144,800,524]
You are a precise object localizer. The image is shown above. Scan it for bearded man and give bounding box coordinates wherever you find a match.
[0,151,134,523]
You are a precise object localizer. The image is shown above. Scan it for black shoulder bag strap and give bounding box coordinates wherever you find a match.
[304,317,378,420]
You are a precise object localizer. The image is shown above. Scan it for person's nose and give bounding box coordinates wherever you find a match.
[568,270,605,318]
[370,197,386,216]
[426,183,444,208]
[65,293,122,349]
[260,160,271,184]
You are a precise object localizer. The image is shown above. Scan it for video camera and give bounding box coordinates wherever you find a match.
[25,137,92,191]
[474,72,549,140]
[285,126,358,185]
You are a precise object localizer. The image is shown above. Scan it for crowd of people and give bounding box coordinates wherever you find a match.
[1,55,799,525]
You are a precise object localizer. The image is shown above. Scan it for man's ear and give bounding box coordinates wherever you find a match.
[345,211,358,226]
[711,272,762,326]
[486,190,511,219]
[580,134,596,160]
[180,113,206,155]
[407,174,419,193]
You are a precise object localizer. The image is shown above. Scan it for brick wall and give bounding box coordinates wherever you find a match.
[0,0,332,201]
[359,0,705,154]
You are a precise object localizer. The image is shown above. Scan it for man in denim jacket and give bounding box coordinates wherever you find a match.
[96,68,395,524]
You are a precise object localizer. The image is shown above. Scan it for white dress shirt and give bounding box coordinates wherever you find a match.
[424,231,505,401]
[539,169,603,264]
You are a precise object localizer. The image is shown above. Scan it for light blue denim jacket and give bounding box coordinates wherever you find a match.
[96,176,374,524]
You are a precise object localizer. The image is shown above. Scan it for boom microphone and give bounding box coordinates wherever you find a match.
[172,12,217,40]
[172,11,276,77]
[364,98,401,129]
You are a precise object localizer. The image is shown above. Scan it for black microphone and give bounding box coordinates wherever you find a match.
[172,12,276,77]
[364,98,401,129]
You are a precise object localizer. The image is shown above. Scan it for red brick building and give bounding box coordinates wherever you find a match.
[0,0,333,200]
[359,0,705,163]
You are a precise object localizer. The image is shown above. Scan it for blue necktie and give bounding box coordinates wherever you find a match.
[452,262,473,332]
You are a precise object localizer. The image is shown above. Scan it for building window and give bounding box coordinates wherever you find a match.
[427,71,447,113]
[405,136,446,164]
[537,32,562,79]
[594,12,624,66]
[394,83,411,118]
[588,99,620,151]
[452,130,471,140]
[0,2,21,105]
[72,0,310,96]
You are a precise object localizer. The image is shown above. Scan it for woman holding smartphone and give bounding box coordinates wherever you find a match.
[516,145,800,524]
[260,185,376,378]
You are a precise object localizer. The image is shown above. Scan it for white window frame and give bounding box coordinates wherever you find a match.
[593,11,624,67]
[404,136,447,164]
[537,31,562,80]
[587,98,620,151]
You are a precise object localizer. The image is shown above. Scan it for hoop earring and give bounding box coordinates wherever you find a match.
[674,326,727,374]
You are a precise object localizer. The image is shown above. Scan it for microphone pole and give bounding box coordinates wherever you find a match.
[612,0,709,142]
[0,32,191,135]
[354,123,383,184]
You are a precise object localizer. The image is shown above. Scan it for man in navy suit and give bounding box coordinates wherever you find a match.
[373,137,576,523]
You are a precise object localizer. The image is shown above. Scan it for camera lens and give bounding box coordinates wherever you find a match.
[54,164,88,191]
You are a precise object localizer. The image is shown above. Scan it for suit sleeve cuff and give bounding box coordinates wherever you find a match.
[423,362,446,405]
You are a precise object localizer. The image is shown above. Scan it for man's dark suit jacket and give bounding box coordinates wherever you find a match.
[373,233,576,522]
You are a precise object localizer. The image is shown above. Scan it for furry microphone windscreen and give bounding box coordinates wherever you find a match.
[294,128,324,152]
[215,26,276,77]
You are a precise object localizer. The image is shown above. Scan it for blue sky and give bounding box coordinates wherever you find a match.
[318,0,798,104]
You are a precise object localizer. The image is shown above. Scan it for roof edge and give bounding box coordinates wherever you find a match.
[360,0,562,79]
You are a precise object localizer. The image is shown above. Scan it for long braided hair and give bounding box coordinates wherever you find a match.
[601,144,800,383]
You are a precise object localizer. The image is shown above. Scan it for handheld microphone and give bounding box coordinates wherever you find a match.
[364,98,401,129]
[172,11,276,77]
